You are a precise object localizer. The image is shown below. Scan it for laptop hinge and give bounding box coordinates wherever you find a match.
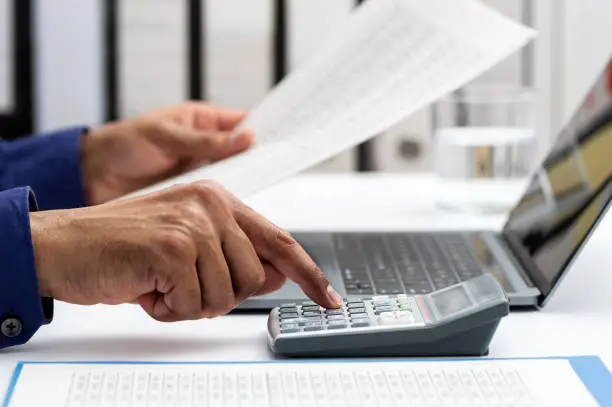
[497,232,540,290]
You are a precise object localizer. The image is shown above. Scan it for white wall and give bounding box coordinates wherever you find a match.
[561,0,612,121]
[0,0,12,113]
[119,0,187,118]
[205,0,272,111]
[34,0,104,132]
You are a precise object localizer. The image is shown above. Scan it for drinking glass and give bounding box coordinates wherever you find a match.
[433,85,537,214]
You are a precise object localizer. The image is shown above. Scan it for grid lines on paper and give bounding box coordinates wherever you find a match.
[65,364,536,407]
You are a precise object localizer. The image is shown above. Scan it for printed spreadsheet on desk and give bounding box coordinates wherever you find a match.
[4,359,601,407]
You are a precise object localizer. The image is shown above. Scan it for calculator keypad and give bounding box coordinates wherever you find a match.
[277,294,422,334]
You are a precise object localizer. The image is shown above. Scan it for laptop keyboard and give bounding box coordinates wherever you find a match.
[334,233,485,296]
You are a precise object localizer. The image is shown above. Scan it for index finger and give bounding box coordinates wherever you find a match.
[233,203,343,309]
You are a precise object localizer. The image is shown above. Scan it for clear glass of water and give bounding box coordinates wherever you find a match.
[433,85,537,214]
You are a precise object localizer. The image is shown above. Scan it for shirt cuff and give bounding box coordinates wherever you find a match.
[0,187,52,350]
[0,127,88,210]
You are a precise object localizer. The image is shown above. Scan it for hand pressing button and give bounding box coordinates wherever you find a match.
[1,318,22,338]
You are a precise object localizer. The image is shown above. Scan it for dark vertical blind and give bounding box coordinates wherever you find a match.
[273,0,287,85]
[0,0,34,140]
[188,0,204,100]
[103,0,118,121]
[354,0,375,171]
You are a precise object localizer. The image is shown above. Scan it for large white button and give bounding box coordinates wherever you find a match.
[379,311,415,325]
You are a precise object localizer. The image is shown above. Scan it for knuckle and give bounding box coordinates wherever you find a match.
[179,290,203,318]
[176,200,209,225]
[253,268,267,292]
[307,262,329,287]
[194,180,222,197]
[148,118,173,138]
[270,226,298,251]
[206,297,235,317]
[156,229,194,261]
[170,288,202,320]
[239,267,266,299]
[187,181,231,211]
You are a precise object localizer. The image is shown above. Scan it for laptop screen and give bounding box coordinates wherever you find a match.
[502,57,612,301]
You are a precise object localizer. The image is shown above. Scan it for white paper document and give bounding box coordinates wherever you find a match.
[4,359,602,407]
[124,0,535,200]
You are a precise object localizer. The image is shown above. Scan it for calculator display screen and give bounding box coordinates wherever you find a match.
[431,286,473,317]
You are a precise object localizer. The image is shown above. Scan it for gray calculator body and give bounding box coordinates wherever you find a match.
[267,274,509,358]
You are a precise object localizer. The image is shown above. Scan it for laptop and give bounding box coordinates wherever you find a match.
[239,56,612,310]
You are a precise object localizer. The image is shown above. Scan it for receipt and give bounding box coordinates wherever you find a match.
[124,0,535,200]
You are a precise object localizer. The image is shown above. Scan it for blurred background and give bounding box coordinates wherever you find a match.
[0,0,611,174]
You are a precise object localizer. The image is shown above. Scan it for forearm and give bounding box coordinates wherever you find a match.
[0,187,53,350]
[0,127,87,210]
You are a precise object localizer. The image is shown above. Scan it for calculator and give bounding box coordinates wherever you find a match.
[267,273,509,357]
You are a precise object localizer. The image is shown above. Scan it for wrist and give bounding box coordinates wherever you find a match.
[29,211,58,298]
[79,128,111,206]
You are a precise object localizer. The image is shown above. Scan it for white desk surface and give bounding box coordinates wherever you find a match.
[2,173,612,398]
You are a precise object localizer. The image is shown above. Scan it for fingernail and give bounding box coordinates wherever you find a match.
[229,125,247,140]
[228,130,249,149]
[326,285,343,307]
[231,131,247,146]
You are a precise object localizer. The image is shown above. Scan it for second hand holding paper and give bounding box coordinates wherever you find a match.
[124,0,536,201]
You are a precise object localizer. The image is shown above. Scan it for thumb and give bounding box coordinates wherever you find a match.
[155,122,254,162]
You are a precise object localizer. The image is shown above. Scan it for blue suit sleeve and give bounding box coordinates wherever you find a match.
[0,128,87,349]
[0,127,87,210]
[0,187,52,349]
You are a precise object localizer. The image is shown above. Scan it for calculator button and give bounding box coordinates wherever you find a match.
[327,321,348,329]
[279,309,298,317]
[301,301,317,307]
[302,311,322,317]
[326,315,347,321]
[303,322,324,331]
[348,307,366,314]
[280,318,300,325]
[379,311,414,325]
[280,324,299,333]
[325,309,345,316]
[374,306,394,314]
[302,305,322,312]
[347,302,365,309]
[350,312,368,320]
[280,312,299,319]
[351,319,370,328]
[379,312,397,323]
